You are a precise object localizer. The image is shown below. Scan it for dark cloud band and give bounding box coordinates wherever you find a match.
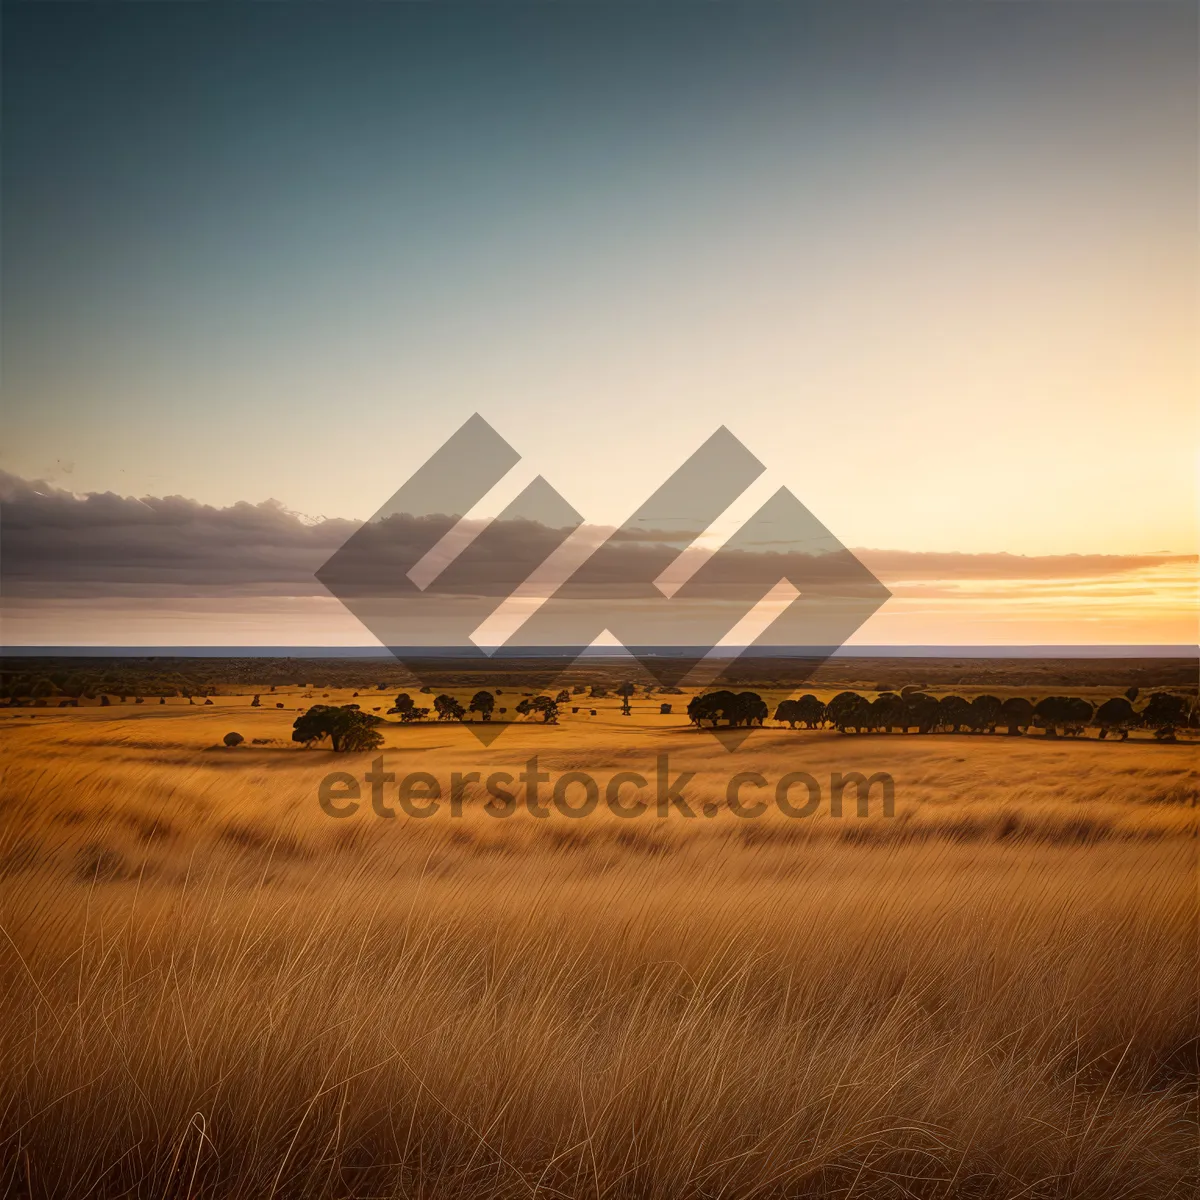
[1,472,1191,599]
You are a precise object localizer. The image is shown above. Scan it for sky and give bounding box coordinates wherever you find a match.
[2,3,1197,648]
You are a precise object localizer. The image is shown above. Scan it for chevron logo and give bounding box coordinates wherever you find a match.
[316,415,889,747]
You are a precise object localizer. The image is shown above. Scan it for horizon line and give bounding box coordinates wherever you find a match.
[2,645,1196,660]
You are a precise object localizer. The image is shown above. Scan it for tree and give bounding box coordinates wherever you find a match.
[31,679,55,699]
[732,692,767,727]
[774,696,826,728]
[1096,697,1136,740]
[971,695,1003,733]
[223,731,245,748]
[469,690,496,722]
[938,695,974,733]
[1141,692,1188,742]
[871,693,907,733]
[390,693,416,720]
[554,689,571,705]
[434,694,466,721]
[343,722,386,751]
[688,690,737,727]
[1001,696,1034,736]
[826,691,871,733]
[616,681,636,715]
[516,696,558,723]
[251,695,261,707]
[904,693,940,734]
[1062,697,1093,737]
[1033,696,1071,738]
[292,705,384,752]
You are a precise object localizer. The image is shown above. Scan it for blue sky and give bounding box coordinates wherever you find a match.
[2,3,1196,645]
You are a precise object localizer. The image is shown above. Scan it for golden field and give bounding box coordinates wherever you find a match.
[1,687,1197,1199]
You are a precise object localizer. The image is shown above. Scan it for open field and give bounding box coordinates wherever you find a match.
[1,682,1197,1199]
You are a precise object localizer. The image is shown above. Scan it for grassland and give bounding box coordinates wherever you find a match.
[1,682,1197,1198]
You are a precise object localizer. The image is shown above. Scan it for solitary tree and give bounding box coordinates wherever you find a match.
[616,681,636,715]
[292,705,384,752]
[223,731,245,747]
[469,690,496,722]
[390,693,416,720]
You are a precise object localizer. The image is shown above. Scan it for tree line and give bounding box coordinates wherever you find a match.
[688,688,1194,742]
[290,689,568,752]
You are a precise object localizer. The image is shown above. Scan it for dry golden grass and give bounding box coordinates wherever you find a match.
[1,695,1197,1198]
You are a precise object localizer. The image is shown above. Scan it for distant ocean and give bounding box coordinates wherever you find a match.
[2,646,1195,659]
